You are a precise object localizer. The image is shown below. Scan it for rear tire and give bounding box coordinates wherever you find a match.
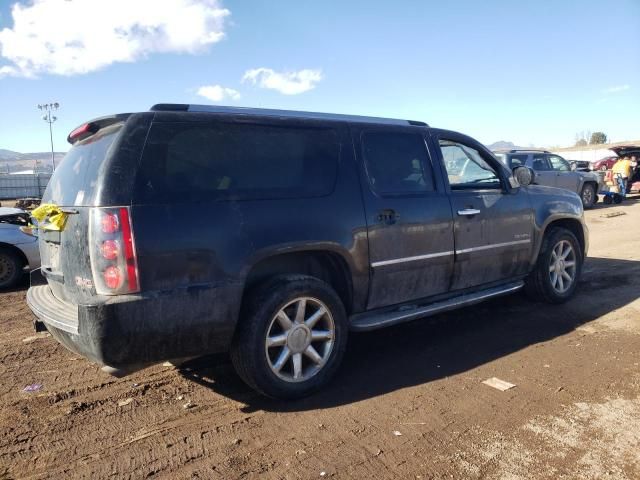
[231,275,348,399]
[580,183,596,208]
[0,248,24,289]
[525,227,582,304]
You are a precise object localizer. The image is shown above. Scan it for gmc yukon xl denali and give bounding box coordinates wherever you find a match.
[27,105,588,398]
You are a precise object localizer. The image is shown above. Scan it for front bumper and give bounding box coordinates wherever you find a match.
[26,283,240,372]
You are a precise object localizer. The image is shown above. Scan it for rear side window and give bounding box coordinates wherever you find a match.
[135,122,340,203]
[43,123,123,206]
[362,131,435,195]
[532,155,551,171]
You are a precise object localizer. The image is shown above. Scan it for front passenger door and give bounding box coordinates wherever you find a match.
[548,155,579,192]
[433,133,533,291]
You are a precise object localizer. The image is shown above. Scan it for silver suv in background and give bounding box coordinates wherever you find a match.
[494,150,601,208]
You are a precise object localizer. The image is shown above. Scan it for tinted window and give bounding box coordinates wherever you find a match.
[135,122,339,203]
[439,140,501,188]
[43,123,123,206]
[362,131,434,194]
[532,155,551,171]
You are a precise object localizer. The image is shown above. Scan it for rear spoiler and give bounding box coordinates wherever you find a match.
[67,113,132,145]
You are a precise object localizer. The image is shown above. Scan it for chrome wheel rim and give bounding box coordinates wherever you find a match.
[548,240,576,294]
[582,187,594,205]
[265,297,335,383]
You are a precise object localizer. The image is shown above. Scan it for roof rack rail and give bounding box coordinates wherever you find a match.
[508,149,551,153]
[150,104,428,127]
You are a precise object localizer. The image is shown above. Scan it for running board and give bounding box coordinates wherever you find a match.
[349,281,524,332]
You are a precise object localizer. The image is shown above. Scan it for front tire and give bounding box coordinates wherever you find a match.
[525,227,583,304]
[231,275,348,399]
[580,183,596,208]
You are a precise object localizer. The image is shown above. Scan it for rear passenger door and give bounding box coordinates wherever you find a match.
[431,132,533,291]
[353,126,455,309]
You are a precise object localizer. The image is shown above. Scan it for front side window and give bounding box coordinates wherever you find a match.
[362,131,435,195]
[548,155,570,172]
[135,122,340,203]
[439,140,501,188]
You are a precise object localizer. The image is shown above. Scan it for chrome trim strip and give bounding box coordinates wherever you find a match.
[371,251,455,268]
[456,239,531,254]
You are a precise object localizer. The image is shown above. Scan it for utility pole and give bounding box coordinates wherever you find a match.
[37,102,59,171]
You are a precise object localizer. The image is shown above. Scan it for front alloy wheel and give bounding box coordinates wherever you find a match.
[548,240,577,294]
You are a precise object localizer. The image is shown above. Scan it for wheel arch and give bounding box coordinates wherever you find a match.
[240,249,355,315]
[538,218,587,261]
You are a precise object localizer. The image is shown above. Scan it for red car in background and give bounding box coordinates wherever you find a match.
[592,156,618,171]
[592,145,640,171]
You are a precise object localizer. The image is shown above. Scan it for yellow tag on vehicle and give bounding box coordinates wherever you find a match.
[31,203,69,231]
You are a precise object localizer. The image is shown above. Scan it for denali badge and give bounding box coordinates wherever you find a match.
[75,276,93,288]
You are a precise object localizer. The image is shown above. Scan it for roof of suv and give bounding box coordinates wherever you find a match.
[494,149,552,154]
[150,103,429,127]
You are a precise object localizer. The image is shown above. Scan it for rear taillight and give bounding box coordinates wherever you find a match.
[89,207,140,295]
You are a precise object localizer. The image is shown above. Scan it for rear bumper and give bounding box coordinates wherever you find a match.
[26,283,241,371]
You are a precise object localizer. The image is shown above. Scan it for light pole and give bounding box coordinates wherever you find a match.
[37,102,59,171]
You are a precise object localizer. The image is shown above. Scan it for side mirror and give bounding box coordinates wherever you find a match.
[512,166,535,187]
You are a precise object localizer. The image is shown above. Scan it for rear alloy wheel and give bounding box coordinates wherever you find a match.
[0,248,23,289]
[580,183,596,208]
[231,275,347,399]
[525,227,582,304]
[265,297,335,383]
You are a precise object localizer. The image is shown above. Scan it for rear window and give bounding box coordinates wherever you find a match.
[134,122,340,203]
[43,124,123,206]
[361,131,435,194]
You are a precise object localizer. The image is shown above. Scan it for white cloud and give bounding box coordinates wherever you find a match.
[0,0,230,78]
[603,85,630,94]
[242,68,322,95]
[196,84,240,101]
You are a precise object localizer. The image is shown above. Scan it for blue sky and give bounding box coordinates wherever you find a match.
[0,0,638,153]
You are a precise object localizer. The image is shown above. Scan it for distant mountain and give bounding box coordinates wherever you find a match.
[486,141,528,151]
[0,149,64,173]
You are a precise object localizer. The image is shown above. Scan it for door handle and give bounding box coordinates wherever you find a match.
[377,209,399,225]
[457,208,481,216]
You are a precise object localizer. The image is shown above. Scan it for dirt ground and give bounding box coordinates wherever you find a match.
[1,197,640,480]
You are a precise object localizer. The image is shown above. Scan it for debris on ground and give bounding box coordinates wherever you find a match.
[600,211,626,218]
[482,377,516,391]
[183,401,194,409]
[117,398,134,407]
[22,332,51,344]
[392,430,403,436]
[22,384,42,393]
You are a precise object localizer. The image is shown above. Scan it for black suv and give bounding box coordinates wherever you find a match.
[27,105,588,398]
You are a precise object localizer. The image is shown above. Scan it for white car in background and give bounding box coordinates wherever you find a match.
[0,207,40,289]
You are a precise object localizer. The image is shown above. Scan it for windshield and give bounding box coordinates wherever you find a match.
[43,123,123,206]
